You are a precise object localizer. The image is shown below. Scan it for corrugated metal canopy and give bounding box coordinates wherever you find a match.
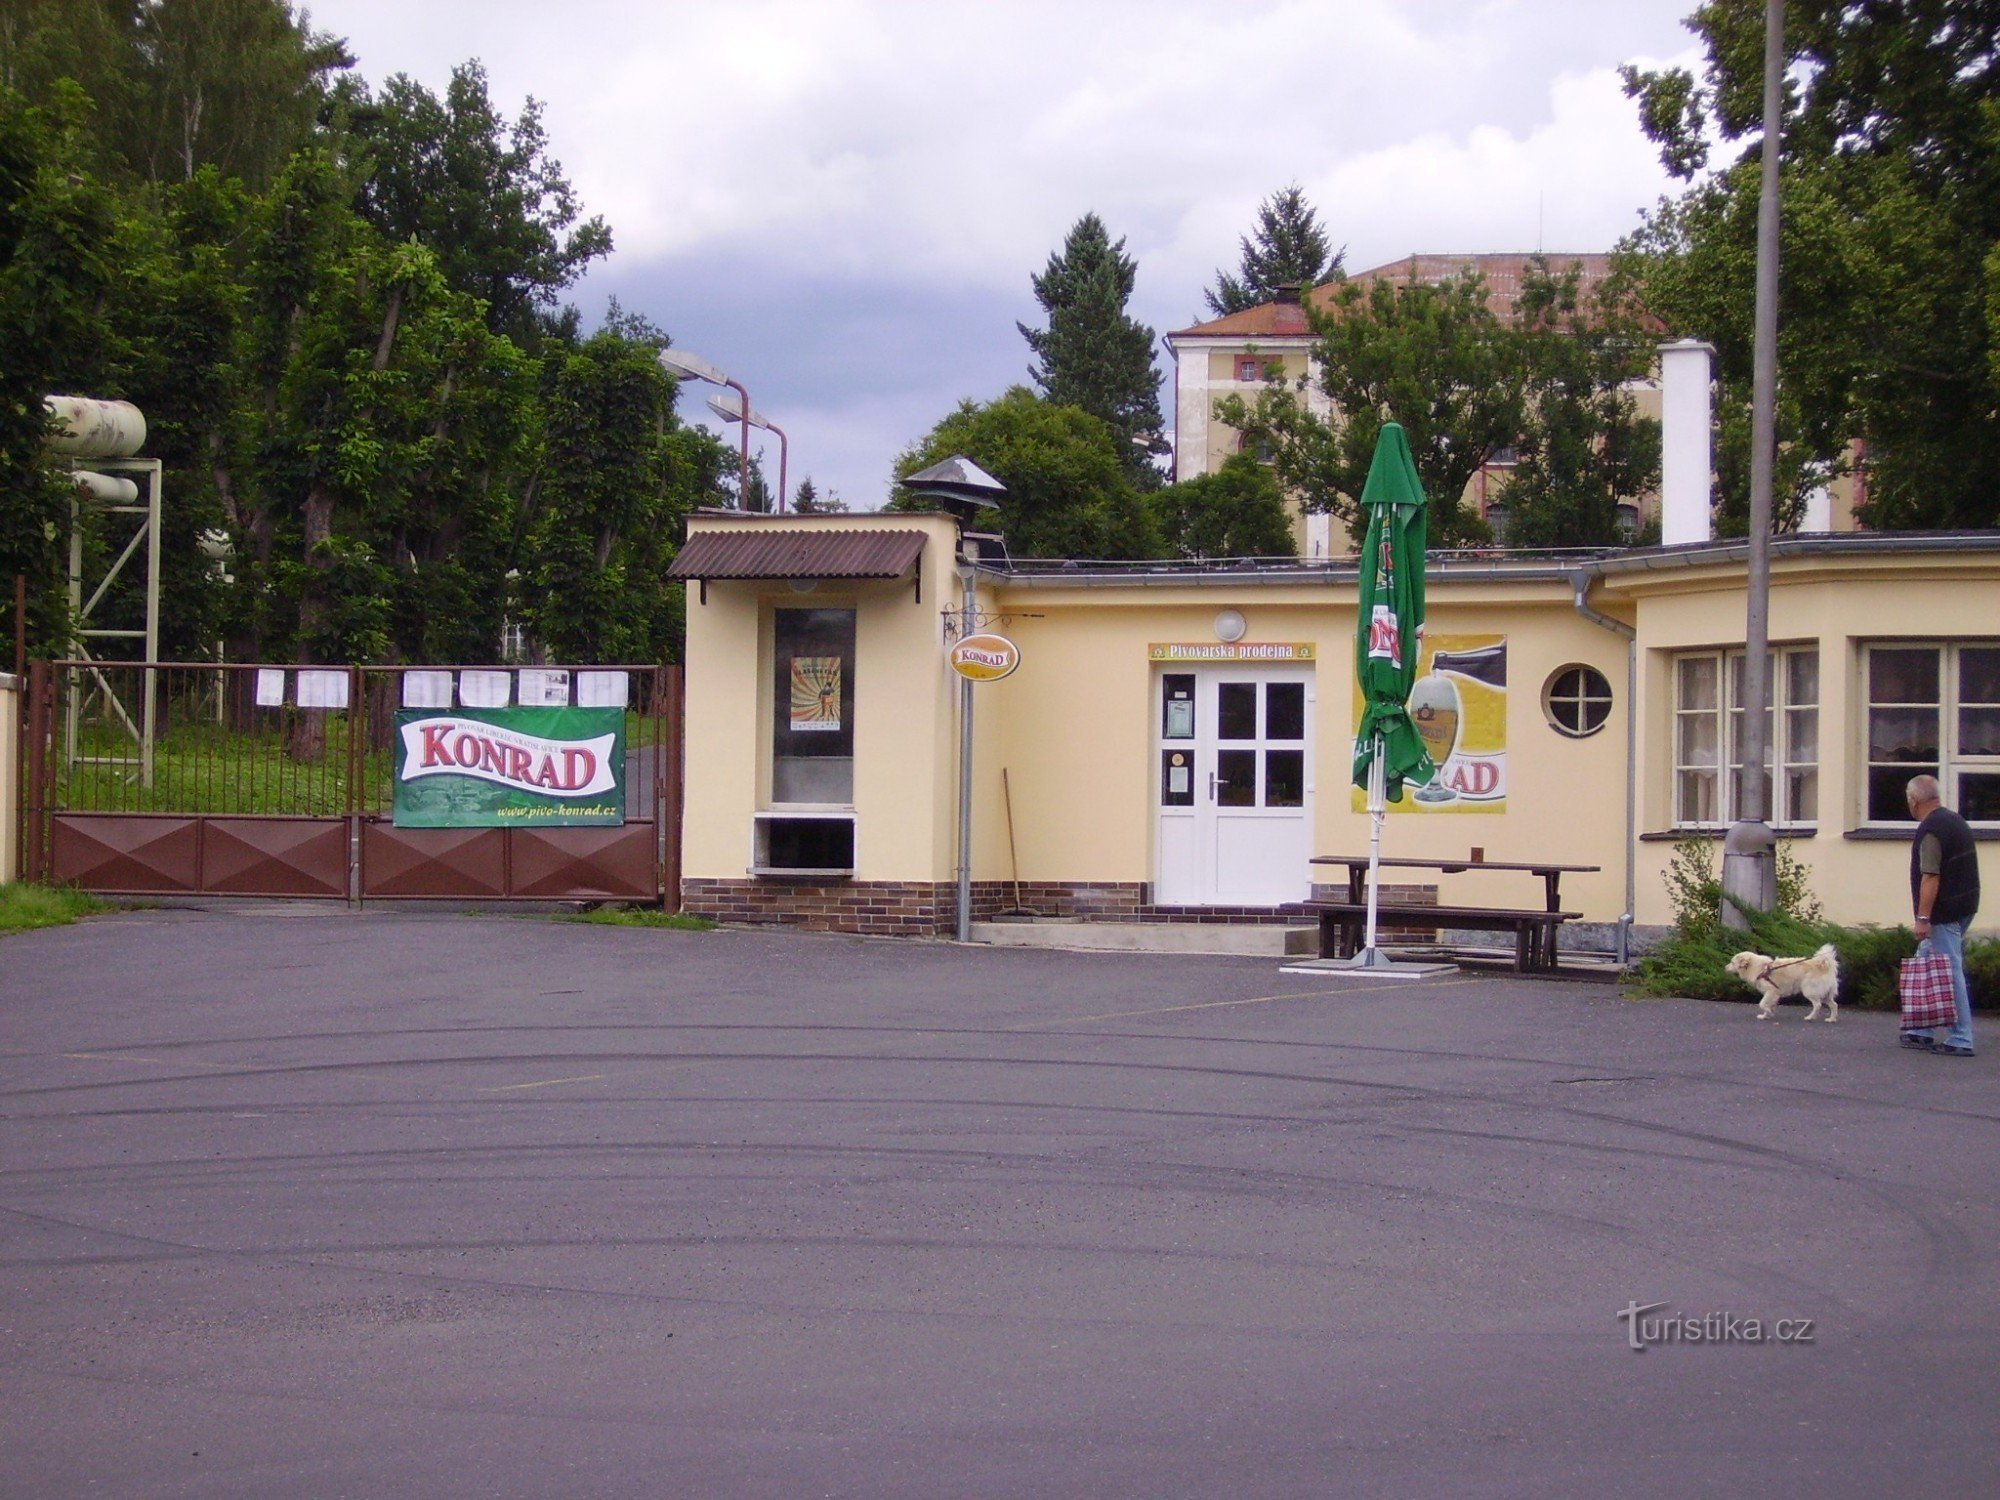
[669,528,928,581]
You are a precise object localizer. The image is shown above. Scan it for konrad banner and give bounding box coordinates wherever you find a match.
[393,708,626,828]
[1350,633,1507,814]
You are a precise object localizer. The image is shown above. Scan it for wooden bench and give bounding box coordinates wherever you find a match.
[1303,899,1581,973]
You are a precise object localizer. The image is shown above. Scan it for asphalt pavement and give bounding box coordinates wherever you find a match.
[1,906,1995,1498]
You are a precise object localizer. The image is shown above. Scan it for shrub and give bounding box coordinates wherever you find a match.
[1632,907,1996,1011]
[1633,841,1987,1010]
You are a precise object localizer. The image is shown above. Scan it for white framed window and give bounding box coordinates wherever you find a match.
[1673,646,1819,827]
[1863,642,2000,824]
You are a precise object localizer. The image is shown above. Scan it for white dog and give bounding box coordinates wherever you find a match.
[1725,943,1841,1022]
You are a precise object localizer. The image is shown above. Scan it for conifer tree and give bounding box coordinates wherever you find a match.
[1018,212,1166,488]
[1205,184,1340,316]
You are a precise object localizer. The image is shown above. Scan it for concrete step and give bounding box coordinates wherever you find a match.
[971,920,1316,957]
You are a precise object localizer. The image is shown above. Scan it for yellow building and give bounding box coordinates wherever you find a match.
[671,510,2000,942]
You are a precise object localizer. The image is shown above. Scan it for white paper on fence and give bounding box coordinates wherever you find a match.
[458,669,511,708]
[518,668,571,707]
[401,670,453,709]
[255,668,286,707]
[576,670,630,709]
[296,669,349,709]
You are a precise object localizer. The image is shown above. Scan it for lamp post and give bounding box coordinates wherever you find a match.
[657,348,753,511]
[706,390,788,515]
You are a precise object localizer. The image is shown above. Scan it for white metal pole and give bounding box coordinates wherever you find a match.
[1361,733,1386,963]
[955,567,976,941]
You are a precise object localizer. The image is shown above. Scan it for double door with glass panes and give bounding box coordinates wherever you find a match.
[1155,668,1313,905]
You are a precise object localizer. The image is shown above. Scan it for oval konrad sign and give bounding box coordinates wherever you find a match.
[948,632,1021,682]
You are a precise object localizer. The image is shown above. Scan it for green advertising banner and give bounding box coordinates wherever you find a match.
[393,708,626,828]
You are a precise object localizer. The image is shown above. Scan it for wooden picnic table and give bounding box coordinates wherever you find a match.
[1305,854,1601,971]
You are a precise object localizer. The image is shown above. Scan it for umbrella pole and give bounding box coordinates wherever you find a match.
[1355,733,1392,969]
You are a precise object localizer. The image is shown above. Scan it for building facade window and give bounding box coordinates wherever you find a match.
[771,607,856,804]
[1673,647,1818,827]
[1863,643,2000,823]
[1544,664,1613,738]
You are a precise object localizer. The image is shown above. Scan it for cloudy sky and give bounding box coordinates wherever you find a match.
[306,0,1705,509]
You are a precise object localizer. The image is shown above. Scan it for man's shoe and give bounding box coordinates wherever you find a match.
[1900,1032,1937,1051]
[1935,1042,1976,1057]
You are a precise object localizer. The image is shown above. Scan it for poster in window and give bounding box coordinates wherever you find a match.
[790,656,842,732]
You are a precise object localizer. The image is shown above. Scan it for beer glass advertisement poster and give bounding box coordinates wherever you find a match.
[1351,633,1507,813]
[393,707,626,827]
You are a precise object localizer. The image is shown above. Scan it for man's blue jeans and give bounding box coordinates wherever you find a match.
[1921,919,1976,1051]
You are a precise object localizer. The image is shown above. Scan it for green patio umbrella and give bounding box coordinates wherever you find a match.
[1350,422,1435,967]
[1353,422,1436,802]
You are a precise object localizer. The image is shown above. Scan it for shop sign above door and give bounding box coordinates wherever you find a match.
[1147,642,1316,662]
[948,633,1021,682]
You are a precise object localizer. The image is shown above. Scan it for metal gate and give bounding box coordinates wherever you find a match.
[21,661,682,904]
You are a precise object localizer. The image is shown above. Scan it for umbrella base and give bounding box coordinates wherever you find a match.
[1279,952,1458,978]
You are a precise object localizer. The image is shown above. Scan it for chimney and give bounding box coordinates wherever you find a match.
[1274,282,1302,304]
[1658,339,1716,545]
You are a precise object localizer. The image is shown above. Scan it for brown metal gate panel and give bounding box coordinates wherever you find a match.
[202,818,348,897]
[32,660,681,907]
[362,823,508,899]
[50,814,201,894]
[509,824,659,901]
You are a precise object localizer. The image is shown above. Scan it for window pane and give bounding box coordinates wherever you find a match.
[1160,749,1194,807]
[1786,650,1819,706]
[1960,647,2000,704]
[1218,683,1257,740]
[1162,674,1195,739]
[1959,772,2000,823]
[1869,765,1934,822]
[1678,769,1718,823]
[1959,706,2000,758]
[1787,766,1818,823]
[1678,657,1718,711]
[1265,682,1305,741]
[1265,749,1304,807]
[1869,706,1939,762]
[1217,749,1257,806]
[1786,706,1818,763]
[1870,647,1939,703]
[1679,713,1719,768]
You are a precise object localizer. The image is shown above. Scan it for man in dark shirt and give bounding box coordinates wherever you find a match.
[1906,775,1980,1056]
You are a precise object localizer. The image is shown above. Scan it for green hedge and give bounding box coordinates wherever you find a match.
[1631,904,1997,1011]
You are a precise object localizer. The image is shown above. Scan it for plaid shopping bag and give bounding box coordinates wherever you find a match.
[1899,947,1958,1031]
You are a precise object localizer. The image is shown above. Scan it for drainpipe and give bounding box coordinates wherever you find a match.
[1571,567,1638,967]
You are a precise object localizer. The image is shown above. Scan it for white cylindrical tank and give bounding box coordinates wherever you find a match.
[44,395,147,458]
[70,469,141,503]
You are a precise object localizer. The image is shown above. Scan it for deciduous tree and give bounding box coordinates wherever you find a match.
[1623,0,2000,527]
[892,387,1161,560]
[1148,453,1298,560]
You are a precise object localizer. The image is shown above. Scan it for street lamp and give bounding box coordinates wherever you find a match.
[657,347,754,511]
[706,389,788,515]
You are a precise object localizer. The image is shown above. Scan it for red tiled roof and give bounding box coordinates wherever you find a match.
[1167,253,1615,339]
[669,528,927,580]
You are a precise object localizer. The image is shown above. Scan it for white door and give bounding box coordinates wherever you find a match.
[1155,668,1314,906]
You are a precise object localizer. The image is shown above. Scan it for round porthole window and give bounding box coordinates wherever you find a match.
[1544,664,1613,738]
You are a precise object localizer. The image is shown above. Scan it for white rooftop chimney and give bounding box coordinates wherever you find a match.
[1658,339,1716,546]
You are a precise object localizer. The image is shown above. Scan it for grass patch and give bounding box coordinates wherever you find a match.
[560,905,716,931]
[0,884,107,937]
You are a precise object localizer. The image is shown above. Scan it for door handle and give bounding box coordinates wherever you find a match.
[1208,770,1216,801]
